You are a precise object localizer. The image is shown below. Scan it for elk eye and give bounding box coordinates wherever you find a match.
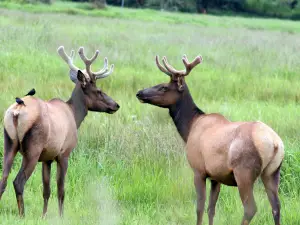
[160,86,168,92]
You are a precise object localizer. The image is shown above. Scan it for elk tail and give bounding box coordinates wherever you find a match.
[14,97,26,116]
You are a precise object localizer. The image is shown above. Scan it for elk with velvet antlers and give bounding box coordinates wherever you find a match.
[136,55,284,225]
[0,46,119,217]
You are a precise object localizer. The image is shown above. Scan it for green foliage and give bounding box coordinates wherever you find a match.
[144,0,197,12]
[3,0,300,19]
[0,5,300,224]
[5,0,37,4]
[94,0,106,8]
[107,0,139,7]
[4,0,53,4]
[244,0,300,19]
[1,1,300,32]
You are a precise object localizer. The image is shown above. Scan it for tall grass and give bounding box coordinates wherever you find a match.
[0,5,300,225]
[1,1,300,33]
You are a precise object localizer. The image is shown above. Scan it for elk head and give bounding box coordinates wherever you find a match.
[58,46,119,114]
[136,54,202,108]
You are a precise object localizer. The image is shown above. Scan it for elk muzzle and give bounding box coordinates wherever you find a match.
[107,103,120,114]
[136,90,147,103]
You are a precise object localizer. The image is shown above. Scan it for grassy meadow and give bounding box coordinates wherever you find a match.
[0,2,300,224]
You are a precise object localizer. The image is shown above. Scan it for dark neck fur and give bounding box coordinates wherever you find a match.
[169,85,204,142]
[67,83,88,128]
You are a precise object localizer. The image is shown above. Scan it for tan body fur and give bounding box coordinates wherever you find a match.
[4,96,77,161]
[187,114,284,185]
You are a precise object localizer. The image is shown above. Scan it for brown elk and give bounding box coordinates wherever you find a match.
[0,46,119,217]
[136,55,284,225]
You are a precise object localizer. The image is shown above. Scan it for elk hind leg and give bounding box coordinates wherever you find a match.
[13,154,39,217]
[261,163,282,225]
[0,129,18,199]
[234,168,259,225]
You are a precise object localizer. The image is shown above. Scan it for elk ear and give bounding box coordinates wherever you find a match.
[77,70,87,88]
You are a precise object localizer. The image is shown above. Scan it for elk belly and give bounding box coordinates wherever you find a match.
[204,155,237,186]
[208,172,237,186]
[39,148,61,161]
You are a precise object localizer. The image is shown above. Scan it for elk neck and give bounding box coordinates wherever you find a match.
[169,84,204,142]
[67,83,88,128]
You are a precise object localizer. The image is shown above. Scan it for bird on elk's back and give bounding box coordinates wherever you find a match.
[15,97,25,106]
[25,88,36,96]
[15,88,36,106]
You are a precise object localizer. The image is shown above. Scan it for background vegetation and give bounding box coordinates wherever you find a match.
[2,0,300,20]
[0,2,300,225]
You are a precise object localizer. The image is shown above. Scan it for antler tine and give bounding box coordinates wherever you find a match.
[70,49,75,59]
[93,57,109,78]
[57,46,80,71]
[78,47,99,78]
[182,54,189,67]
[155,55,172,76]
[181,55,203,76]
[162,56,186,76]
[95,64,114,80]
[161,55,203,77]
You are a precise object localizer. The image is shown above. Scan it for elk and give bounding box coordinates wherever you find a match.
[0,46,119,217]
[136,55,284,225]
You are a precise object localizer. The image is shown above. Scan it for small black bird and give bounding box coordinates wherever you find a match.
[15,97,25,106]
[25,88,36,96]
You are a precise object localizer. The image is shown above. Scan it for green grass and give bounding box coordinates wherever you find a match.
[1,1,300,33]
[0,3,300,225]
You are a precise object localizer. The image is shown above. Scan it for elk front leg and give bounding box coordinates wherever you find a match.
[208,180,221,225]
[13,155,39,217]
[0,129,18,199]
[56,156,68,217]
[42,160,52,217]
[194,172,206,225]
